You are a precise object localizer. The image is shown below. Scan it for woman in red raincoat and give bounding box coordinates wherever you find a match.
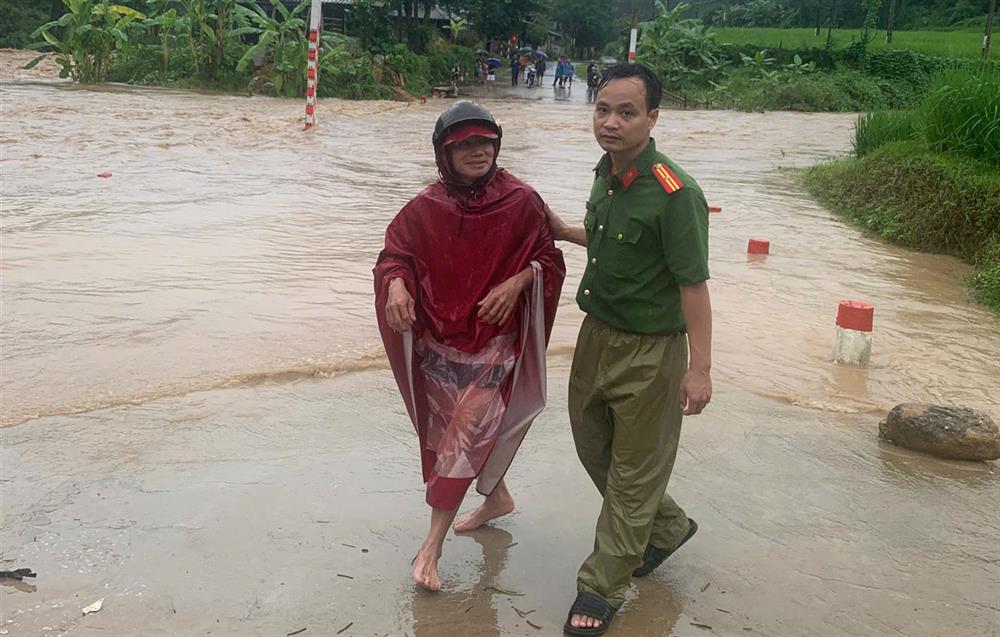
[373,101,565,591]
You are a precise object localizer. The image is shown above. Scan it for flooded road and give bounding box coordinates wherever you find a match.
[1,51,999,636]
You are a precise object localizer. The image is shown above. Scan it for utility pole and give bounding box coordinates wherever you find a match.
[304,0,322,130]
[885,0,896,44]
[628,10,638,63]
[985,0,997,61]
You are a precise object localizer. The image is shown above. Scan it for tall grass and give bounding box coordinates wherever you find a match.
[713,27,999,60]
[853,110,919,157]
[919,68,1000,165]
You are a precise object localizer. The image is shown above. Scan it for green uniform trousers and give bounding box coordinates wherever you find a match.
[570,315,691,607]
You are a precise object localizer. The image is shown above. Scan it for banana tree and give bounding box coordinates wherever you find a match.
[235,0,311,97]
[28,0,145,83]
[445,16,467,43]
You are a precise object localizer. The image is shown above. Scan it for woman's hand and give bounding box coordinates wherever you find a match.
[385,278,415,333]
[477,268,532,325]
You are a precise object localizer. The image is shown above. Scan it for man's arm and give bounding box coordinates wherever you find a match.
[679,281,712,415]
[544,204,588,247]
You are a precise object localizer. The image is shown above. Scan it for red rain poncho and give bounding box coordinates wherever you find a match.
[373,149,565,510]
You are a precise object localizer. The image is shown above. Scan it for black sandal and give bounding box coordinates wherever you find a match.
[633,518,698,578]
[564,591,617,636]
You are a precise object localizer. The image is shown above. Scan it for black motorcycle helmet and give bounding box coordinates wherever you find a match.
[432,100,503,150]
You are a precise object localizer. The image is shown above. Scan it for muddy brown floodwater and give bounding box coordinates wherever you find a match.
[1,50,998,636]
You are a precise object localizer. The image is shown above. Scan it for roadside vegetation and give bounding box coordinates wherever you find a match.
[804,69,1000,312]
[632,1,997,112]
[16,0,478,100]
[713,26,997,60]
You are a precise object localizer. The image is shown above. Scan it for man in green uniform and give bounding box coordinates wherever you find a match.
[546,63,713,636]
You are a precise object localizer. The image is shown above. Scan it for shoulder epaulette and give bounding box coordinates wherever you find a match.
[652,163,685,194]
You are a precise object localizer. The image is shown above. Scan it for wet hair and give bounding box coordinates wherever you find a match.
[596,63,662,113]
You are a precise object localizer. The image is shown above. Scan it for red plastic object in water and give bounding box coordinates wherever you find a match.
[97,172,112,178]
[747,238,770,254]
[708,205,721,213]
[836,300,874,333]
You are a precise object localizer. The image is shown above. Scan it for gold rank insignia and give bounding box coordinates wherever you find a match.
[652,163,684,194]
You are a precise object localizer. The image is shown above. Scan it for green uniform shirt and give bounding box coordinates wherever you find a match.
[576,138,710,334]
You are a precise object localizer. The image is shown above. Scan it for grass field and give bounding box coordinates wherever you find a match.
[713,27,998,60]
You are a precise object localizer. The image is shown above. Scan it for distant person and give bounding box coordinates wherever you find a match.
[519,52,530,82]
[552,56,564,87]
[511,54,520,87]
[535,56,546,86]
[586,60,600,103]
[374,101,565,593]
[566,60,575,87]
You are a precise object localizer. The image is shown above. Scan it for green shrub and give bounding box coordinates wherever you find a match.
[919,68,1000,165]
[853,110,919,157]
[383,43,431,96]
[319,53,391,100]
[423,36,475,87]
[716,44,836,70]
[637,2,725,90]
[714,68,894,112]
[969,234,1000,311]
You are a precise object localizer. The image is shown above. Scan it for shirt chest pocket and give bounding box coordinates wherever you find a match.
[605,220,649,278]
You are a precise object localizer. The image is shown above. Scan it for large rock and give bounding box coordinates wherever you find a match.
[879,404,1000,461]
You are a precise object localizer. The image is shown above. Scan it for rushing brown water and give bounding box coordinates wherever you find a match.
[2,54,999,637]
[2,72,998,428]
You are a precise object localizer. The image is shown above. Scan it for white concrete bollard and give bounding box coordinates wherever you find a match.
[832,300,874,365]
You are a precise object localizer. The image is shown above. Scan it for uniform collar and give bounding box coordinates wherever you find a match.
[593,138,659,189]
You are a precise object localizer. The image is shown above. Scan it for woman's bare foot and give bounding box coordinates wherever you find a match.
[412,544,443,591]
[452,486,515,533]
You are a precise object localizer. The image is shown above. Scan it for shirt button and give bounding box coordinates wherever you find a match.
[583,289,591,296]
[597,224,604,231]
[607,189,614,196]
[617,233,623,240]
[591,257,597,264]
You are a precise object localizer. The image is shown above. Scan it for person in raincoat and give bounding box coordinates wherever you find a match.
[373,101,566,591]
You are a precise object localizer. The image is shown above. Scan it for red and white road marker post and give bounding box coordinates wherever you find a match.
[833,300,874,365]
[628,11,638,63]
[304,0,322,130]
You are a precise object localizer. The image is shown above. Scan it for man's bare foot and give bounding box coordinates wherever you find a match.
[452,491,515,533]
[570,614,602,630]
[412,545,442,591]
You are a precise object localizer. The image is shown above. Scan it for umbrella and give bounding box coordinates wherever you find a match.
[486,57,502,69]
[532,50,549,60]
[475,48,489,56]
[520,45,533,52]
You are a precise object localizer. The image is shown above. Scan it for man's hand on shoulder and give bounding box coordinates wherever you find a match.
[544,203,588,247]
